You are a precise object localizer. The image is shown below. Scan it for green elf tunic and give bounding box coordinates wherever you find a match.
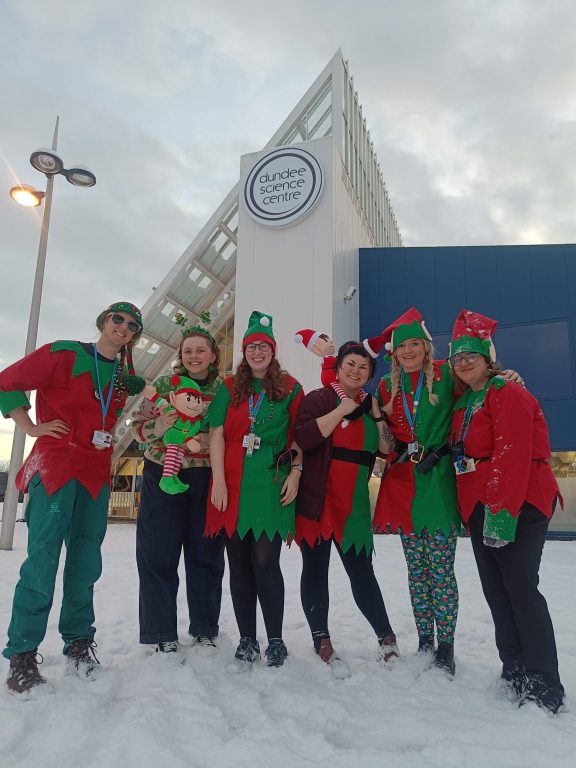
[205,374,304,541]
[296,399,379,556]
[373,360,460,535]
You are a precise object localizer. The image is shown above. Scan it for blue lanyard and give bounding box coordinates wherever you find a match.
[93,343,119,429]
[248,391,266,433]
[457,384,489,447]
[400,369,425,436]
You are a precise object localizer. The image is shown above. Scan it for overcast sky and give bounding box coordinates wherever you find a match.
[1,0,575,459]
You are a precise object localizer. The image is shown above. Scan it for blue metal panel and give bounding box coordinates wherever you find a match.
[359,244,576,451]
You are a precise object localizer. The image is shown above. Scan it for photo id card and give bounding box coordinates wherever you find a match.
[92,430,113,449]
[454,456,476,475]
[242,433,261,456]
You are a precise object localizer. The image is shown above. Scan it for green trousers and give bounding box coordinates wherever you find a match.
[2,474,109,659]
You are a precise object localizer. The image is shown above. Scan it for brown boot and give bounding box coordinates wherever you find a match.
[316,638,351,679]
[378,633,400,663]
[6,649,50,695]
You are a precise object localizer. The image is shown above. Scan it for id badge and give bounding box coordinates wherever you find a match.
[454,456,476,475]
[407,441,419,455]
[92,430,113,450]
[242,433,261,457]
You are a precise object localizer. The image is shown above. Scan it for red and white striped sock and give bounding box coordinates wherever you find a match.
[163,445,184,478]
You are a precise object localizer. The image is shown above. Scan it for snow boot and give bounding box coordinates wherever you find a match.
[434,641,456,676]
[156,641,180,654]
[234,637,261,665]
[6,649,51,696]
[265,638,288,667]
[65,638,100,680]
[377,633,400,663]
[417,635,435,654]
[315,637,351,679]
[522,673,566,714]
[500,661,526,700]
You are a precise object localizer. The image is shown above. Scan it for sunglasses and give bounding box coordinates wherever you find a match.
[110,313,141,333]
[450,352,482,367]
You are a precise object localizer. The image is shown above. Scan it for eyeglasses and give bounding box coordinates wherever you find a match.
[450,352,482,367]
[111,313,141,333]
[245,342,272,353]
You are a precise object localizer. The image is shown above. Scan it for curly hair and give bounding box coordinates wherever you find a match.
[174,332,221,384]
[384,339,439,414]
[232,356,288,405]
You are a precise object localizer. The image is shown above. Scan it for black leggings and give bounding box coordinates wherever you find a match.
[226,531,284,641]
[300,537,393,641]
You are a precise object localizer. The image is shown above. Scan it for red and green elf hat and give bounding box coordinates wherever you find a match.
[381,307,432,355]
[449,309,498,362]
[243,311,276,352]
[96,301,144,350]
[170,374,202,396]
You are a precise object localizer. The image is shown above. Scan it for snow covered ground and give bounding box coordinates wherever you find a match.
[0,517,575,768]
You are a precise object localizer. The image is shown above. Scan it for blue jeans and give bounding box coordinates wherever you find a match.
[136,459,225,643]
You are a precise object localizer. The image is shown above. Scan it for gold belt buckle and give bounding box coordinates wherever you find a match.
[410,445,425,463]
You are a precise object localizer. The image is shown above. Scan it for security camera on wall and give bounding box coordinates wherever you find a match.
[344,286,357,302]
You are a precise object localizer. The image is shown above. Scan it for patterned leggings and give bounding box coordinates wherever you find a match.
[400,527,459,644]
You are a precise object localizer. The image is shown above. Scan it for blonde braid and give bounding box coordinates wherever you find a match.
[384,359,401,415]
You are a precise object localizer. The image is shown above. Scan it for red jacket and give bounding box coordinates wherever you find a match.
[450,379,560,523]
[0,341,126,498]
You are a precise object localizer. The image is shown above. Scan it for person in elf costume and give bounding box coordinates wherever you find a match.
[206,311,304,668]
[133,325,225,656]
[294,340,398,677]
[372,308,462,675]
[143,375,204,495]
[448,309,565,714]
[0,301,145,695]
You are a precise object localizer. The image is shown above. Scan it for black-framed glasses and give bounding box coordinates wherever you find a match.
[450,352,482,367]
[111,313,141,333]
[245,342,272,353]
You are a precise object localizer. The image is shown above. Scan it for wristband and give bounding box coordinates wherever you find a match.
[373,416,385,422]
[291,463,303,472]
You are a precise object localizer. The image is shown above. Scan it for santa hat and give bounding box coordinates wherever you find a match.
[170,374,202,396]
[362,333,387,359]
[381,307,432,354]
[294,328,322,351]
[243,310,276,352]
[449,310,498,362]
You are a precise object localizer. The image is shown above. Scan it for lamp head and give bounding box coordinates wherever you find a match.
[9,185,45,207]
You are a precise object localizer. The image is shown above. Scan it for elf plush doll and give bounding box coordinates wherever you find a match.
[294,328,386,387]
[143,375,204,494]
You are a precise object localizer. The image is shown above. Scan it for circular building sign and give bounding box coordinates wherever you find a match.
[243,147,324,227]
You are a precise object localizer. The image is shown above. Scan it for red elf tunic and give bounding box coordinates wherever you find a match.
[0,341,126,499]
[296,401,379,555]
[450,377,561,524]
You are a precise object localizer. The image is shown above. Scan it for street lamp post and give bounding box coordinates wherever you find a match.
[0,117,96,551]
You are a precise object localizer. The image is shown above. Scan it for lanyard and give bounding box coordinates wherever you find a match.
[248,391,266,433]
[400,369,424,436]
[93,343,119,429]
[456,383,489,446]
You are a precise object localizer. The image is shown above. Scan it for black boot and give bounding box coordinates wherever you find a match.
[417,635,435,654]
[501,661,526,700]
[522,673,565,714]
[434,641,455,676]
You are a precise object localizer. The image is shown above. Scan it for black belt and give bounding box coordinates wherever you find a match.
[332,447,373,467]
